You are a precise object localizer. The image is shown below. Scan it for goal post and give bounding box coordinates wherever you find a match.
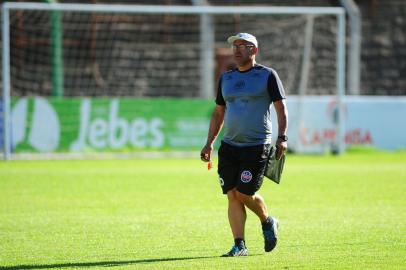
[1,2,346,159]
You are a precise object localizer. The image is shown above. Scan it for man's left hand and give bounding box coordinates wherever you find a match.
[276,139,287,160]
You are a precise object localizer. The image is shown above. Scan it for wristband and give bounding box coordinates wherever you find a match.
[277,135,288,141]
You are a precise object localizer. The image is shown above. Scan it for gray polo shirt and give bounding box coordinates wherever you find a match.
[216,64,285,146]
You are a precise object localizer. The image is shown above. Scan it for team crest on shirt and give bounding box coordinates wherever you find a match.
[234,80,245,90]
[219,177,225,186]
[240,170,253,183]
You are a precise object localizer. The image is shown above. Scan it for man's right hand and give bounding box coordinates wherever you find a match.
[200,144,213,162]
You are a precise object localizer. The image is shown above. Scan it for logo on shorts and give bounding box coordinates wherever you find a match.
[219,177,225,186]
[240,170,253,183]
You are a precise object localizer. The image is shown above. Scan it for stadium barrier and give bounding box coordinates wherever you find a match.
[7,96,406,156]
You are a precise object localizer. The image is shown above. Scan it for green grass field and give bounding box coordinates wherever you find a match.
[0,150,405,269]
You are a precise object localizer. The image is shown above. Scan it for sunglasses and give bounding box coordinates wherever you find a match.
[232,44,255,50]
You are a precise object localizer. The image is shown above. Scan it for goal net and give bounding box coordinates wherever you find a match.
[1,3,345,159]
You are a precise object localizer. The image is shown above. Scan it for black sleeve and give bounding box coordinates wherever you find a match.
[215,77,226,105]
[267,71,286,102]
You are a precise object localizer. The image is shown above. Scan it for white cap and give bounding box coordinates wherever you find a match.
[227,33,258,47]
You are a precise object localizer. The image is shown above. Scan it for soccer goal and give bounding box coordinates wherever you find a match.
[1,3,346,159]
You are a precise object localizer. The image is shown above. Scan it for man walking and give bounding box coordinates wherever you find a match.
[200,33,288,257]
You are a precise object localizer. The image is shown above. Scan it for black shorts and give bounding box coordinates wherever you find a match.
[217,141,271,196]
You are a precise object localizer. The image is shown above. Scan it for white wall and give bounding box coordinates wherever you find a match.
[276,96,406,152]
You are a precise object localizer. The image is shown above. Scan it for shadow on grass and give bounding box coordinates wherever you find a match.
[0,256,221,270]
